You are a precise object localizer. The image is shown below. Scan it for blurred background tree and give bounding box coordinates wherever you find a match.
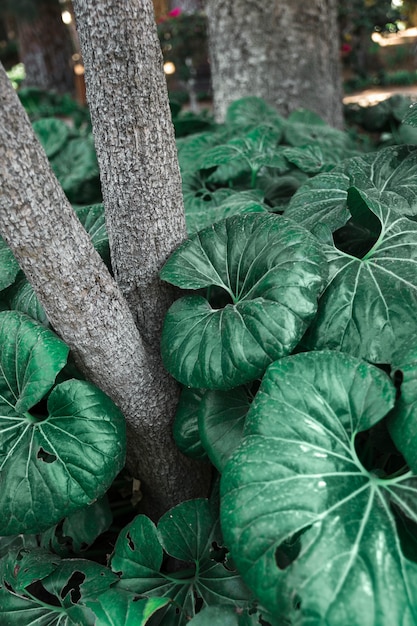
[0,0,75,93]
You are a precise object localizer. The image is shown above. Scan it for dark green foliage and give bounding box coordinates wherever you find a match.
[4,94,417,625]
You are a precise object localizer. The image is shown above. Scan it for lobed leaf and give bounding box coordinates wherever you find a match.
[221,350,417,625]
[161,213,327,389]
[304,188,417,362]
[0,311,125,534]
[285,144,417,231]
[111,499,251,625]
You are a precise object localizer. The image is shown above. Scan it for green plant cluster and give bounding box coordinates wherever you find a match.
[344,93,417,148]
[3,96,417,624]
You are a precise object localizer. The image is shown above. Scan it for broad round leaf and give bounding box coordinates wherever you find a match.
[86,591,169,626]
[220,350,417,624]
[225,97,284,131]
[173,387,208,461]
[51,136,101,204]
[0,311,125,534]
[304,189,417,362]
[199,387,251,472]
[285,144,417,230]
[388,342,417,473]
[6,272,48,325]
[74,203,110,267]
[0,235,20,292]
[32,117,71,159]
[161,214,327,389]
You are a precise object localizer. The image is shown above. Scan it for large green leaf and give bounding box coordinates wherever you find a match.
[388,342,417,473]
[173,387,208,461]
[85,591,169,626]
[50,136,101,204]
[285,145,417,230]
[225,97,284,132]
[0,311,125,534]
[283,109,355,156]
[187,604,267,625]
[185,187,268,235]
[74,203,110,267]
[0,236,20,292]
[199,126,285,185]
[220,350,417,625]
[0,547,117,625]
[32,117,72,159]
[160,213,327,389]
[402,101,417,127]
[198,387,251,472]
[3,272,48,326]
[110,499,251,626]
[304,188,417,362]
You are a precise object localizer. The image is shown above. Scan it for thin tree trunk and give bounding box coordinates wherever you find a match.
[0,64,209,519]
[17,1,74,94]
[206,0,344,128]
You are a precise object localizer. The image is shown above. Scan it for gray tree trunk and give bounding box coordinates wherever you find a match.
[71,0,210,516]
[206,0,344,128]
[0,59,208,518]
[17,1,75,94]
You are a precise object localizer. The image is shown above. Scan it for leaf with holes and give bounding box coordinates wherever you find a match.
[0,310,125,534]
[187,604,269,625]
[110,499,252,626]
[304,188,417,362]
[220,350,417,625]
[39,496,113,556]
[160,213,327,389]
[0,547,117,625]
[85,590,169,626]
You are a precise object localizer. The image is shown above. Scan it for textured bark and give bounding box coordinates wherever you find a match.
[72,0,186,349]
[206,0,344,128]
[70,0,210,516]
[17,1,74,94]
[0,64,209,519]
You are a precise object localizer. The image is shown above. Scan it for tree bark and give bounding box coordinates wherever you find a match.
[206,0,344,128]
[70,0,210,516]
[0,63,209,519]
[16,1,74,94]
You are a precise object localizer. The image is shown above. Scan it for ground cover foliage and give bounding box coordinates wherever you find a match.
[2,94,417,624]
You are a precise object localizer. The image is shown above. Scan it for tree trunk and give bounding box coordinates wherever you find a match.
[206,0,344,128]
[0,63,209,519]
[70,0,210,516]
[17,1,74,94]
